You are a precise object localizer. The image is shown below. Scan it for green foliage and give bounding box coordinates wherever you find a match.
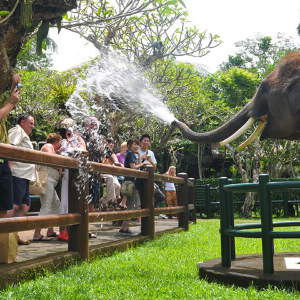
[217,67,261,107]
[222,53,245,69]
[36,21,49,56]
[0,11,9,17]
[16,37,56,71]
[225,33,300,78]
[260,140,300,178]
[7,69,77,141]
[197,177,300,218]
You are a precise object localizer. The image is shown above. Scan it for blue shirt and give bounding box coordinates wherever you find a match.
[124,150,137,182]
[124,150,141,193]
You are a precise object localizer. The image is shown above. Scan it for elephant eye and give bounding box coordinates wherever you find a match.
[260,84,268,94]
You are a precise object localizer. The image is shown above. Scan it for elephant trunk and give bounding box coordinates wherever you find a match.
[172,103,253,143]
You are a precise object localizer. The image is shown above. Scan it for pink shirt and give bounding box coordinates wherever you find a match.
[116,152,125,164]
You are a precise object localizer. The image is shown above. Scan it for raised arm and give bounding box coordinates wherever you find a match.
[0,73,22,121]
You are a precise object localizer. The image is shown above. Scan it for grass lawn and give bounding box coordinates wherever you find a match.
[1,219,300,299]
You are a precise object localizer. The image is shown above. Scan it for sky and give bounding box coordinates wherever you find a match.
[50,0,300,72]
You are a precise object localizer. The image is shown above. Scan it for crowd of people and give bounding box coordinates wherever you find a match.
[0,74,178,245]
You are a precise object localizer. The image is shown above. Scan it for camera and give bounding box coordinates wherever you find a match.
[16,82,23,91]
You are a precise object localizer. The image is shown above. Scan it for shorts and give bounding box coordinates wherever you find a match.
[0,161,13,210]
[12,176,31,207]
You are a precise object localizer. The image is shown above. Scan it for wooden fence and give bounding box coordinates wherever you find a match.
[0,144,196,262]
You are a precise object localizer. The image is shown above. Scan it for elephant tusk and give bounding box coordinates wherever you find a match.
[238,121,266,150]
[219,117,256,146]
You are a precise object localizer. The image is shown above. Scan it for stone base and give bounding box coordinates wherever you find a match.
[198,252,300,290]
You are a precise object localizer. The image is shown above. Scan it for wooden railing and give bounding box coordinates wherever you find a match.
[0,143,196,262]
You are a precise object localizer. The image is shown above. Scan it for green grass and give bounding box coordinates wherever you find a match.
[1,219,300,299]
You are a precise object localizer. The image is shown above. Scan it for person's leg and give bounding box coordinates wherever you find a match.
[102,174,116,203]
[172,191,178,217]
[13,203,30,217]
[33,178,52,240]
[165,191,173,219]
[172,191,178,206]
[60,169,69,215]
[6,176,25,217]
[38,178,53,216]
[13,180,31,217]
[0,161,13,218]
[135,192,141,224]
[47,180,60,236]
[6,204,19,217]
[120,219,129,231]
[120,195,127,208]
[59,170,69,235]
[120,190,135,233]
[10,179,31,244]
[113,176,121,202]
[33,228,42,239]
[88,178,100,212]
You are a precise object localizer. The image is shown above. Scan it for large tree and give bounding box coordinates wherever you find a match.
[0,0,77,94]
[221,33,300,78]
[1,0,182,93]
[58,1,220,155]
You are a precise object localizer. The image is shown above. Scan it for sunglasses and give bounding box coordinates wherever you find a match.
[66,133,72,136]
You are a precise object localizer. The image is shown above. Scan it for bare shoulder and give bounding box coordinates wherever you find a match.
[41,143,55,154]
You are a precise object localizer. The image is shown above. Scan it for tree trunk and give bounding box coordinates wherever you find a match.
[197,143,203,179]
[226,142,261,218]
[241,139,261,218]
[241,193,254,218]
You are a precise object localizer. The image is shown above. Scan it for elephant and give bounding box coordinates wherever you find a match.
[172,52,300,149]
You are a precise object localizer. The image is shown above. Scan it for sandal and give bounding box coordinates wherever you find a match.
[18,236,30,245]
[47,232,59,237]
[33,235,51,241]
[89,232,97,238]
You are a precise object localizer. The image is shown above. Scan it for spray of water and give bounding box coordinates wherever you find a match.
[66,51,176,124]
[64,50,177,205]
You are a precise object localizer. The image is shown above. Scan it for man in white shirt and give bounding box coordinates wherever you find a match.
[138,134,157,170]
[7,114,36,244]
[137,134,157,224]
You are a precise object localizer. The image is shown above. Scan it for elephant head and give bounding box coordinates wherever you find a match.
[172,53,300,149]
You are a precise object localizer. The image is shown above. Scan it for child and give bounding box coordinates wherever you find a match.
[119,138,149,236]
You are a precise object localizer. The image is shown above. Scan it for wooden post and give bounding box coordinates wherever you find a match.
[219,177,231,268]
[68,150,89,262]
[140,165,155,238]
[178,173,189,231]
[205,184,212,218]
[227,179,236,260]
[259,174,274,274]
[188,178,197,223]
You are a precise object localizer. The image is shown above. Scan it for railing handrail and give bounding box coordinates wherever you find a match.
[0,141,196,265]
[0,143,184,183]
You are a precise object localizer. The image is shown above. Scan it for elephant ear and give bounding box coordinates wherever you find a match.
[288,79,300,114]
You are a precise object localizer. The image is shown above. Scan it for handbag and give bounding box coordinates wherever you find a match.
[121,181,135,196]
[102,157,113,165]
[0,232,18,263]
[29,166,48,195]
